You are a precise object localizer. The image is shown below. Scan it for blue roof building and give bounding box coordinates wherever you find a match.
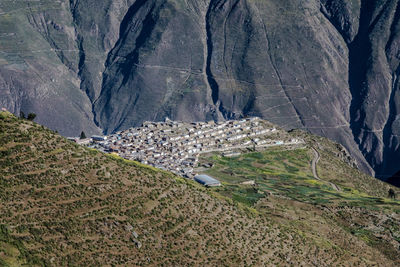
[194,174,221,187]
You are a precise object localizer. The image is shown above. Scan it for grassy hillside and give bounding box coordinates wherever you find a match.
[0,111,399,266]
[199,130,400,265]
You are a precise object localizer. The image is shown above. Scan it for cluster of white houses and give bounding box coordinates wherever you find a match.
[74,117,303,182]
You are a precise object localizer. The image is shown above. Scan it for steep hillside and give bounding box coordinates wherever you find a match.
[1,1,400,181]
[0,111,400,266]
[198,127,400,264]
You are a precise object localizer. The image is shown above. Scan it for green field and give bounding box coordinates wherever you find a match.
[199,145,400,261]
[201,147,400,210]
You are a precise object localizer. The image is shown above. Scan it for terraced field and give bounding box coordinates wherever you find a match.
[199,133,400,262]
[202,147,399,207]
[0,111,400,266]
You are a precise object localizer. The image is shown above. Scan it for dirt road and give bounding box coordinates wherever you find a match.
[311,147,341,191]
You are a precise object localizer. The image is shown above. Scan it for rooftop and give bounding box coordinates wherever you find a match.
[194,174,221,187]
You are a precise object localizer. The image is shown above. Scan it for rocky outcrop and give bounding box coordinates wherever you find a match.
[1,0,400,182]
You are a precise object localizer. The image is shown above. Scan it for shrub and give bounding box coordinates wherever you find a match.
[27,113,36,121]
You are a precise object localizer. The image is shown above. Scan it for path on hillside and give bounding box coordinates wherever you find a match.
[311,147,341,191]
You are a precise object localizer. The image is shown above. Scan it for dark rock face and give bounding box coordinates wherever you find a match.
[388,171,400,187]
[1,0,400,182]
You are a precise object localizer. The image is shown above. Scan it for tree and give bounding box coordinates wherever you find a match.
[388,188,396,199]
[27,113,36,121]
[80,131,87,139]
[19,111,25,119]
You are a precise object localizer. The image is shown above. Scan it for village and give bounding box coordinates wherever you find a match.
[71,117,304,179]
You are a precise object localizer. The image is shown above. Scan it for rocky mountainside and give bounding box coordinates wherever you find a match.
[1,0,400,182]
[1,111,400,265]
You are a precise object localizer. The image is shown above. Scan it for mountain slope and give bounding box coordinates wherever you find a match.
[1,0,400,181]
[1,111,400,266]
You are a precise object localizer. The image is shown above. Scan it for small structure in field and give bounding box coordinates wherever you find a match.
[194,174,221,187]
[240,180,255,185]
[223,151,241,157]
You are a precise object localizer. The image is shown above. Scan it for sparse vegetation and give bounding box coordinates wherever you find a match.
[0,111,399,266]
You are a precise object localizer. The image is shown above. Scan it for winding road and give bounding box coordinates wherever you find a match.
[311,147,341,191]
